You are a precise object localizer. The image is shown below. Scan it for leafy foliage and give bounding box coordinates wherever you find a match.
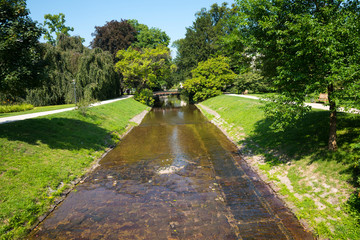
[134,88,154,106]
[233,0,360,150]
[90,19,136,57]
[128,19,170,49]
[183,56,236,102]
[0,0,43,99]
[0,103,33,113]
[115,45,174,91]
[231,70,270,94]
[26,35,118,106]
[43,13,74,45]
[173,3,235,80]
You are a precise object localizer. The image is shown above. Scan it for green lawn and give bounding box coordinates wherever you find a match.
[0,98,148,239]
[0,104,75,118]
[201,95,360,239]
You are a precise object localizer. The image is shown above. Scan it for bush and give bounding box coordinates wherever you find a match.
[0,104,34,113]
[231,71,272,94]
[76,87,97,116]
[182,56,236,102]
[134,88,154,106]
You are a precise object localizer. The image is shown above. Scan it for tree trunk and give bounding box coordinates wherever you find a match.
[328,84,337,151]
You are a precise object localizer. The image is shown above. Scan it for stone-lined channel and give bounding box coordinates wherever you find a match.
[30,96,313,239]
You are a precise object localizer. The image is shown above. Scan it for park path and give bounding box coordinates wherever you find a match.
[226,93,360,114]
[30,96,313,239]
[0,96,132,125]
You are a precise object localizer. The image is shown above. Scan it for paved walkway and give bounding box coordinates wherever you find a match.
[226,94,360,114]
[0,96,132,125]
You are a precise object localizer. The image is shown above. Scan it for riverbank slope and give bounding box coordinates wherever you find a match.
[198,95,360,239]
[0,98,148,239]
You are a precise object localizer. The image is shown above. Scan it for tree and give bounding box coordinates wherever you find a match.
[90,19,136,57]
[173,3,232,79]
[234,0,360,151]
[0,0,43,99]
[26,34,118,106]
[76,47,119,101]
[115,45,174,91]
[128,19,170,49]
[232,70,269,94]
[43,13,74,45]
[183,56,236,102]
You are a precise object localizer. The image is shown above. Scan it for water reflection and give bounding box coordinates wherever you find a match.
[30,95,313,239]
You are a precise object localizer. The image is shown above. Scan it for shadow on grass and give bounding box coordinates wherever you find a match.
[242,109,360,219]
[0,117,113,151]
[244,110,360,167]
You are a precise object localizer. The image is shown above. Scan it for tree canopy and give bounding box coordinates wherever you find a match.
[183,55,236,102]
[173,3,242,81]
[0,0,43,99]
[26,34,119,106]
[231,0,360,150]
[115,45,174,91]
[128,19,170,49]
[43,13,74,45]
[90,19,136,57]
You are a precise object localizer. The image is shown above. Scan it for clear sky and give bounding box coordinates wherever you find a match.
[27,0,234,56]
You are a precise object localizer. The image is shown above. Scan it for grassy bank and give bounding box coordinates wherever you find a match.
[200,95,360,239]
[0,98,148,239]
[0,104,76,118]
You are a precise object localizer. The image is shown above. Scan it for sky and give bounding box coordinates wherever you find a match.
[27,0,235,56]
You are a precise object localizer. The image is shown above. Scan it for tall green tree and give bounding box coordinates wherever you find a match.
[43,13,74,45]
[234,0,360,151]
[90,19,138,95]
[115,45,174,91]
[76,47,119,101]
[183,55,236,102]
[26,34,118,106]
[128,19,170,49]
[173,3,232,80]
[0,0,43,99]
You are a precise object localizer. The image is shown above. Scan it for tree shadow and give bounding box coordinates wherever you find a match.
[0,117,114,151]
[244,111,329,160]
[241,109,360,222]
[243,110,360,183]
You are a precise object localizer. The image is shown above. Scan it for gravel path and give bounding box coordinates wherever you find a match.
[0,96,132,125]
[226,94,360,114]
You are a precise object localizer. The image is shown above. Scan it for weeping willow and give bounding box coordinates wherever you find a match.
[26,34,119,106]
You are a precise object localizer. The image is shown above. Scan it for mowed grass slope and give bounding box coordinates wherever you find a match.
[0,98,148,239]
[201,95,360,239]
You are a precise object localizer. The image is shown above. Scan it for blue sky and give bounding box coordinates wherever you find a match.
[27,0,234,56]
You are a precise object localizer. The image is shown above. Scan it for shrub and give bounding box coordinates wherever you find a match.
[230,71,272,94]
[0,104,34,113]
[134,88,154,106]
[76,87,97,116]
[183,56,236,102]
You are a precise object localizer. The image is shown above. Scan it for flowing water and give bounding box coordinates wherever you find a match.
[30,96,313,239]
